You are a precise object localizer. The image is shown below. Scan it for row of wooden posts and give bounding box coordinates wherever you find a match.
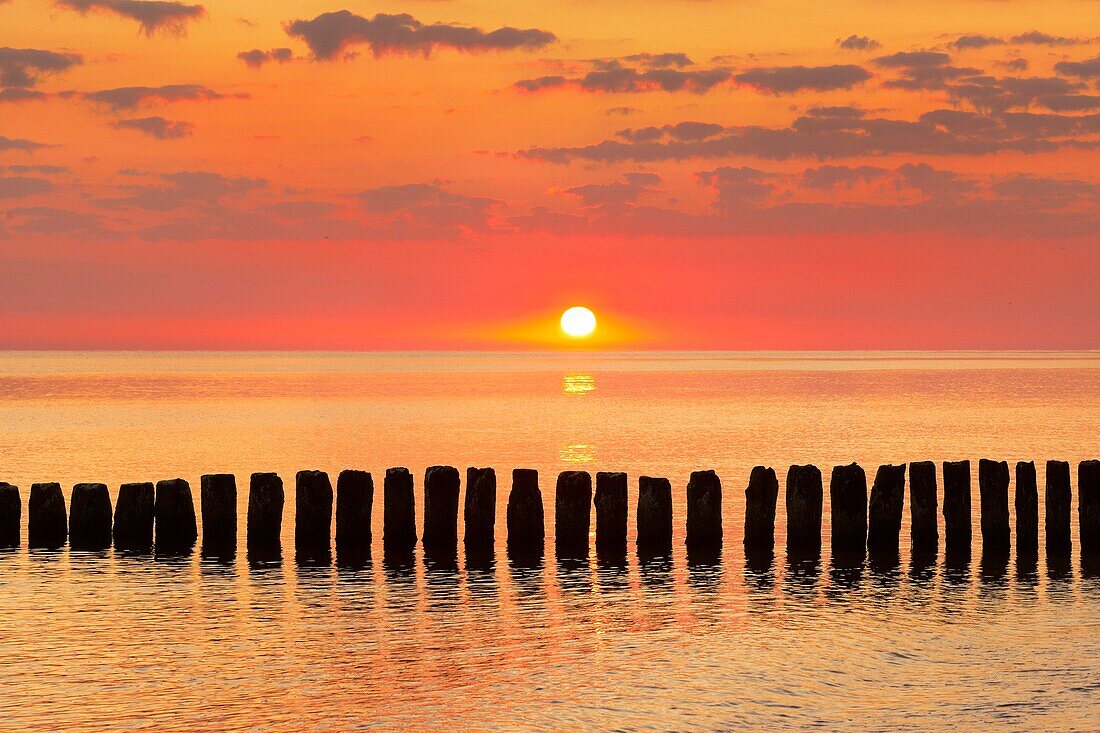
[1,460,1099,560]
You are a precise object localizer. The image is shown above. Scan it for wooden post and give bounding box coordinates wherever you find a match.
[29,482,67,549]
[200,473,236,555]
[1045,460,1071,557]
[637,476,672,554]
[155,478,197,552]
[867,464,905,555]
[1014,461,1038,559]
[1081,460,1100,557]
[941,460,971,554]
[829,463,866,555]
[383,467,416,550]
[464,467,496,550]
[594,471,627,558]
[555,470,592,556]
[978,459,1010,554]
[686,470,722,550]
[335,470,373,549]
[909,461,938,552]
[744,466,778,552]
[506,468,544,555]
[0,483,19,548]
[247,472,284,552]
[423,465,460,551]
[295,470,333,556]
[114,482,154,552]
[69,483,112,550]
[786,465,822,554]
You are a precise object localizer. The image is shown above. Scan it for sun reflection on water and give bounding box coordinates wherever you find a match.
[559,443,597,463]
[563,374,595,395]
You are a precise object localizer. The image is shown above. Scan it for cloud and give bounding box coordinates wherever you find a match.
[696,166,776,209]
[950,34,1005,51]
[0,88,48,103]
[947,75,1082,112]
[516,60,732,94]
[992,173,1097,201]
[285,10,556,61]
[733,64,871,93]
[1054,56,1100,80]
[894,162,975,198]
[874,51,953,69]
[356,182,498,238]
[4,207,108,238]
[800,164,888,189]
[604,106,638,116]
[100,170,266,210]
[561,172,662,206]
[0,175,53,198]
[0,47,82,87]
[113,116,194,138]
[805,105,867,118]
[1010,31,1087,46]
[0,135,48,152]
[84,84,244,110]
[55,1,206,36]
[237,47,293,69]
[3,164,69,174]
[873,51,981,90]
[837,35,880,51]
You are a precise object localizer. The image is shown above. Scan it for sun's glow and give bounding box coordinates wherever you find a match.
[560,306,597,338]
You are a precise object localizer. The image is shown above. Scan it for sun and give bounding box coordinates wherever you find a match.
[560,306,597,338]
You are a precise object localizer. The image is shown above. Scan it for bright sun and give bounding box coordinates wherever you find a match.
[560,306,597,338]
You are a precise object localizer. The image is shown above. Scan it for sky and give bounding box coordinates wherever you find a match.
[0,0,1098,349]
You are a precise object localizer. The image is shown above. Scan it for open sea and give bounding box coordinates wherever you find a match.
[1,351,1098,731]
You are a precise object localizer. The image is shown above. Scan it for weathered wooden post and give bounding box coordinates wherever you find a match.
[506,468,544,555]
[1014,461,1038,558]
[829,463,866,555]
[786,465,822,554]
[686,470,722,550]
[909,461,938,553]
[423,465,460,551]
[29,482,67,549]
[1081,460,1100,556]
[383,467,416,550]
[637,476,672,554]
[0,483,19,548]
[69,483,112,550]
[155,478,197,552]
[978,459,1010,554]
[556,471,592,556]
[941,460,972,554]
[744,466,779,552]
[464,467,496,550]
[1045,460,1071,557]
[594,471,627,557]
[200,473,237,555]
[247,472,284,551]
[335,470,373,549]
[114,481,154,551]
[295,470,333,556]
[867,464,905,555]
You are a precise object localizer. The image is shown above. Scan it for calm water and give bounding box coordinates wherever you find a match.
[1,351,1099,731]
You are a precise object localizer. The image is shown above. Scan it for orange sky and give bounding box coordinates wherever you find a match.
[0,0,1098,349]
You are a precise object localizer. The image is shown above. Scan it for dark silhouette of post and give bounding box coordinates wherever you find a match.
[464,467,496,551]
[114,481,154,552]
[423,465,460,551]
[247,473,284,553]
[506,468,544,556]
[744,466,778,552]
[1045,460,1071,558]
[829,463,866,556]
[295,470,333,557]
[978,459,1010,555]
[909,461,938,553]
[556,471,592,557]
[686,470,722,550]
[335,470,373,549]
[29,482,67,549]
[0,483,19,548]
[155,478,197,553]
[1014,461,1038,559]
[200,473,236,555]
[594,471,627,558]
[69,483,112,550]
[868,464,905,556]
[1081,460,1100,557]
[786,465,822,554]
[942,460,971,555]
[637,476,672,554]
[383,467,416,551]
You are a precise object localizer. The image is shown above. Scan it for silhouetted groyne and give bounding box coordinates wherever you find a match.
[2,461,1100,569]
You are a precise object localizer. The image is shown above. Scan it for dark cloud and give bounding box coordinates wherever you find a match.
[0,88,48,103]
[604,106,638,116]
[1054,56,1100,80]
[237,48,293,69]
[561,172,661,206]
[805,105,867,118]
[285,10,556,61]
[4,207,108,238]
[113,116,194,139]
[0,47,82,87]
[874,51,980,90]
[1010,31,1087,46]
[837,35,881,51]
[992,173,1097,201]
[84,84,244,110]
[356,182,498,239]
[874,51,953,69]
[100,170,266,210]
[622,52,693,69]
[1035,93,1100,112]
[55,1,206,36]
[0,135,48,152]
[696,166,775,209]
[800,164,888,189]
[894,162,975,198]
[1000,58,1029,72]
[3,164,69,174]
[947,75,1082,112]
[950,35,1005,51]
[733,64,871,93]
[517,61,732,94]
[0,175,53,198]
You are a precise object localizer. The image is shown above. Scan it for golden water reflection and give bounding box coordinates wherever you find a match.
[563,373,595,395]
[559,443,596,463]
